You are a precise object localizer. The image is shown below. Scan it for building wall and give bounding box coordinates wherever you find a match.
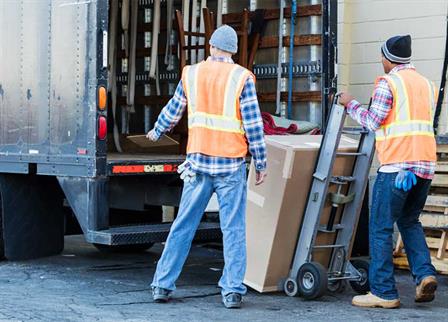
[338,0,448,133]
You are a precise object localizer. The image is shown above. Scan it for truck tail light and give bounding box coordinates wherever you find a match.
[98,116,107,140]
[98,86,107,110]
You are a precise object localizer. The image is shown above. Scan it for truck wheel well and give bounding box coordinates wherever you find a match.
[0,174,65,260]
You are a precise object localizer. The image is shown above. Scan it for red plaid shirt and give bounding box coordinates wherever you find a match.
[347,64,436,179]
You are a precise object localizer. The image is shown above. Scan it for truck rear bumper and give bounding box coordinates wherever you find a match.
[107,153,185,176]
[86,222,221,245]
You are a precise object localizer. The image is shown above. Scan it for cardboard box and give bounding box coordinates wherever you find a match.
[244,135,357,293]
[127,134,179,148]
[107,134,181,154]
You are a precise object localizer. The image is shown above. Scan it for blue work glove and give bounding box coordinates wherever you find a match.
[394,170,417,192]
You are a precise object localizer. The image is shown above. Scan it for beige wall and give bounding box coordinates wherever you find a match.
[338,0,448,133]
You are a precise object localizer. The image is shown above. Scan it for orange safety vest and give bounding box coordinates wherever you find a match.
[181,60,254,158]
[375,69,437,165]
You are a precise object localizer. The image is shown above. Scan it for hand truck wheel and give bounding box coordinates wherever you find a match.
[327,280,346,293]
[349,259,370,294]
[297,262,328,300]
[284,278,299,297]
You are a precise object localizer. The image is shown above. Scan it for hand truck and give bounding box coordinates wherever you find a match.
[283,97,375,299]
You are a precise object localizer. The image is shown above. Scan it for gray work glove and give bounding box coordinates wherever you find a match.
[146,129,159,142]
[178,161,196,183]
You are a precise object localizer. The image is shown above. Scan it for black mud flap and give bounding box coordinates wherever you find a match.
[0,174,65,260]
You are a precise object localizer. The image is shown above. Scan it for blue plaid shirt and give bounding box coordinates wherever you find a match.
[153,56,267,175]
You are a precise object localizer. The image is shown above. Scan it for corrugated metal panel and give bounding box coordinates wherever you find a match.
[0,0,100,177]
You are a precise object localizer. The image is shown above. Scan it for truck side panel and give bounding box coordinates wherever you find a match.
[50,1,90,150]
[0,1,22,151]
[23,2,51,149]
[0,0,101,177]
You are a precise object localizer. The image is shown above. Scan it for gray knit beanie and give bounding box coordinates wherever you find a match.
[209,25,238,54]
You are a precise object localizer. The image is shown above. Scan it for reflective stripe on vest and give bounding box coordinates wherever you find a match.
[376,121,433,141]
[188,112,245,134]
[184,62,247,133]
[387,73,411,121]
[184,64,200,113]
[222,66,248,118]
[375,73,434,141]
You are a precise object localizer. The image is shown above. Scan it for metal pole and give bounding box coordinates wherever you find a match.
[287,0,297,119]
[275,0,285,115]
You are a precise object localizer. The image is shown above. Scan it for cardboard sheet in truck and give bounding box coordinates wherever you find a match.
[127,135,179,148]
[244,135,357,293]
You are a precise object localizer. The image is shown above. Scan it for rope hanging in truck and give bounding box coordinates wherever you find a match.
[164,0,175,71]
[150,0,161,78]
[190,0,199,64]
[182,0,190,61]
[197,0,208,62]
[108,0,123,152]
[153,1,162,102]
[126,0,138,115]
[216,0,223,27]
[121,0,130,56]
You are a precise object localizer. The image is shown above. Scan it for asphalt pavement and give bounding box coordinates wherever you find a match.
[0,235,446,322]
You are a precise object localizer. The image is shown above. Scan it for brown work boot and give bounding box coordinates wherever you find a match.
[415,276,437,303]
[352,292,400,309]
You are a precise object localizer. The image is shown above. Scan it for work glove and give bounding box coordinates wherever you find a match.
[146,129,159,142]
[394,170,417,192]
[178,161,196,184]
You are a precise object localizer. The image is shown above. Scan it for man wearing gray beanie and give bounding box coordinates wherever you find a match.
[147,25,267,309]
[339,35,438,308]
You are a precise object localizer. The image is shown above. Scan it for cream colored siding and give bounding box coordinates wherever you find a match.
[338,0,448,133]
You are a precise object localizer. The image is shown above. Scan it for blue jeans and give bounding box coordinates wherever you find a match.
[369,172,436,300]
[151,164,247,296]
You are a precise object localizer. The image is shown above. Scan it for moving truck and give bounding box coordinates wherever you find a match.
[0,0,337,260]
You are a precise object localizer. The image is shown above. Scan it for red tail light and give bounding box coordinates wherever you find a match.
[98,116,107,140]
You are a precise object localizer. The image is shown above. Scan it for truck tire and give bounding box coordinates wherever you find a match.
[0,174,65,260]
[93,243,154,253]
